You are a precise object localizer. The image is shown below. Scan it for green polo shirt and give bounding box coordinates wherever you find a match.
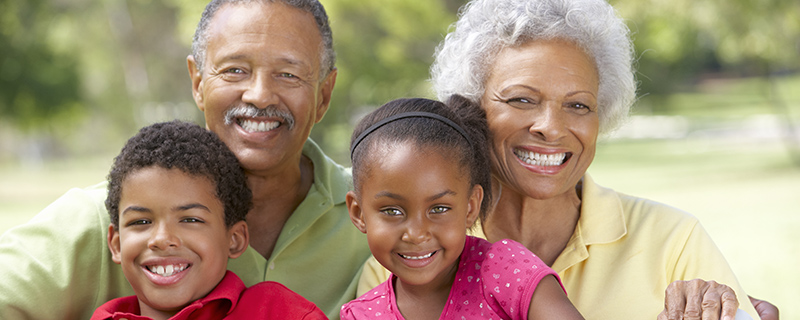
[0,139,369,320]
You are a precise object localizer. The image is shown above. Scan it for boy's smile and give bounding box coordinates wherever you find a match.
[347,142,483,292]
[107,167,246,319]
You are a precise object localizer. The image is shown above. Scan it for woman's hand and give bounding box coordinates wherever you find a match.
[657,279,738,320]
[749,296,779,320]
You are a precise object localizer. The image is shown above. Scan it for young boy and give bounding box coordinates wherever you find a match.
[92,121,326,320]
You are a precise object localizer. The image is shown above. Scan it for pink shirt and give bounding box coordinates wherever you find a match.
[341,236,562,320]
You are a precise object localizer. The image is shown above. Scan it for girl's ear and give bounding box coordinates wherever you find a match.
[107,224,122,265]
[227,221,249,259]
[346,191,368,234]
[466,184,484,228]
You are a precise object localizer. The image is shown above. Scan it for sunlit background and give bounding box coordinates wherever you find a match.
[1,0,798,318]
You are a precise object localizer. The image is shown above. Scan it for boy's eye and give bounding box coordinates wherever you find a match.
[380,208,403,216]
[430,206,450,214]
[180,217,204,223]
[126,219,151,227]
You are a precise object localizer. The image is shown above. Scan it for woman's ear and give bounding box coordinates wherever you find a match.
[466,184,484,228]
[227,221,249,259]
[107,224,122,265]
[346,191,367,234]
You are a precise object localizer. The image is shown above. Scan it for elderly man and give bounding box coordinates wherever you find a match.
[0,1,370,319]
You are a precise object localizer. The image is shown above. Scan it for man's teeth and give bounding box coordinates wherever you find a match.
[399,252,435,260]
[239,119,280,132]
[147,264,188,277]
[514,149,567,166]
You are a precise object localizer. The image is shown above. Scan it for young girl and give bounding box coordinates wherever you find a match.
[342,96,584,320]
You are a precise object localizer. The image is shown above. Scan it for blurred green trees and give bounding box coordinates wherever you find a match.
[1,0,798,164]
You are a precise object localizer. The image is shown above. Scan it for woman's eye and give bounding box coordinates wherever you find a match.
[567,102,593,114]
[431,206,450,214]
[380,208,403,216]
[506,97,535,109]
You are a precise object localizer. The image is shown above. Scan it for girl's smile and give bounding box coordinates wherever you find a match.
[347,141,483,291]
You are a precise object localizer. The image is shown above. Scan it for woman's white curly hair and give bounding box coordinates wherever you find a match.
[431,0,636,135]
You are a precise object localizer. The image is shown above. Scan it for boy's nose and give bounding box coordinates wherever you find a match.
[148,223,180,250]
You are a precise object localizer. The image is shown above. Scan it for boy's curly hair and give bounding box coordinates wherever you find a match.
[105,120,252,229]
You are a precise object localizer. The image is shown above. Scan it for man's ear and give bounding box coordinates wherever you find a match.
[227,221,249,259]
[107,224,122,265]
[466,184,484,228]
[346,191,367,234]
[187,55,205,112]
[314,68,337,124]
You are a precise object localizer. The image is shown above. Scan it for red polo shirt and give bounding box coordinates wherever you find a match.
[91,271,326,320]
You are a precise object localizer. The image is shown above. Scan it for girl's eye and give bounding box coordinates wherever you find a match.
[380,208,403,217]
[431,206,450,214]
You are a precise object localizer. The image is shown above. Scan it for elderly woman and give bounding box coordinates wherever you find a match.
[357,0,775,319]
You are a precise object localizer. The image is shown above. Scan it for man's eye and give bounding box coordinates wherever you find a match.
[280,72,297,78]
[181,217,204,223]
[226,68,244,74]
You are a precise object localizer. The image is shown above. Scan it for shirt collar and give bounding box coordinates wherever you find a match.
[303,138,351,206]
[551,173,627,273]
[98,271,244,320]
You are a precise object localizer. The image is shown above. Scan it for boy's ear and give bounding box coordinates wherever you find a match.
[227,221,249,259]
[466,185,484,228]
[107,224,122,265]
[346,191,367,234]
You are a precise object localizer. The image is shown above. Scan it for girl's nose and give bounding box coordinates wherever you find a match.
[401,215,432,245]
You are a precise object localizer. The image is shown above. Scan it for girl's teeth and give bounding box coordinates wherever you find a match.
[400,252,435,260]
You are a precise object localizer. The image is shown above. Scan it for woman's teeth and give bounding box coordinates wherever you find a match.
[399,252,435,260]
[514,149,567,166]
[147,264,188,277]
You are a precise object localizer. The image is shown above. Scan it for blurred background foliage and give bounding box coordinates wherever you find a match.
[1,0,798,163]
[1,0,799,317]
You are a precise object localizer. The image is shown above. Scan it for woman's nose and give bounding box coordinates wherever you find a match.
[528,103,567,141]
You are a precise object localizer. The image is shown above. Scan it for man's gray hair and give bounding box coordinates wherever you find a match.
[191,0,335,81]
[431,0,636,136]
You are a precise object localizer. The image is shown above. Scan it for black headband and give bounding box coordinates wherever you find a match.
[350,111,472,160]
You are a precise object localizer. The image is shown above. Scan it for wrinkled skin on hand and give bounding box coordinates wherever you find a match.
[657,279,738,320]
[749,296,779,320]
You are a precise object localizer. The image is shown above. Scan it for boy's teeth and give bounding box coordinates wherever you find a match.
[400,252,435,260]
[513,149,567,166]
[147,264,187,277]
